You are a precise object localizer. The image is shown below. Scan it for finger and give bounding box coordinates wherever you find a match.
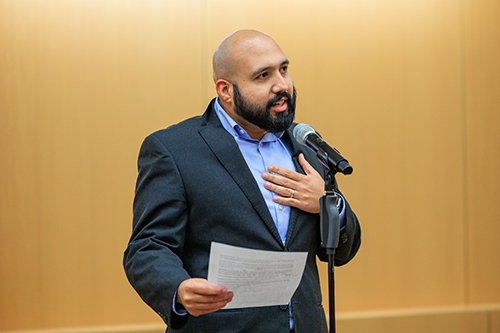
[262,169,302,189]
[187,296,233,317]
[191,292,233,306]
[179,279,231,305]
[190,289,233,313]
[198,284,229,296]
[267,164,301,181]
[187,279,228,296]
[298,153,317,176]
[264,178,297,199]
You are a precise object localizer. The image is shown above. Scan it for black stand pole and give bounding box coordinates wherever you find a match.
[320,172,340,333]
[328,254,336,333]
[308,139,353,332]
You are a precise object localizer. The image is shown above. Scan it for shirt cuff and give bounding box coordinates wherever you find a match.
[172,290,189,316]
[336,192,346,228]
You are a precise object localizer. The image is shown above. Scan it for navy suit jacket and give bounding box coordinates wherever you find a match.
[123,99,361,333]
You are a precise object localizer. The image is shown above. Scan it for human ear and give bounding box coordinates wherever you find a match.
[215,79,233,104]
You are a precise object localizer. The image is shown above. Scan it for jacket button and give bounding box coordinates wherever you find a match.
[280,304,288,310]
[341,233,348,244]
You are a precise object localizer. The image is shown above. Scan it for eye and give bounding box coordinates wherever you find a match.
[257,72,269,79]
[280,66,288,73]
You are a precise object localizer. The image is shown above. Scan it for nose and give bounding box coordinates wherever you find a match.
[272,72,290,94]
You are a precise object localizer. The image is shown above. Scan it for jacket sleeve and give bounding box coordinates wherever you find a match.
[313,170,361,266]
[123,133,191,329]
[333,196,361,265]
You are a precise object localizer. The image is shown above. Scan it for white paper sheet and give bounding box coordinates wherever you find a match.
[207,242,308,309]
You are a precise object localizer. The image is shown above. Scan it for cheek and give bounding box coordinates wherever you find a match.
[246,87,271,104]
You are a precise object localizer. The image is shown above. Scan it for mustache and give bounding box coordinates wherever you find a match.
[266,91,293,109]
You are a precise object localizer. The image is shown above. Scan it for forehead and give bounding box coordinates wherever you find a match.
[233,37,288,77]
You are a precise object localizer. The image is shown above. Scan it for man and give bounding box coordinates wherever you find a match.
[124,29,361,333]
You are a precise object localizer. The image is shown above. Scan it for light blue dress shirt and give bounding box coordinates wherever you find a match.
[214,98,296,244]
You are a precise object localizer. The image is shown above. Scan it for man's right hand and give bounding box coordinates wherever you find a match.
[176,278,234,317]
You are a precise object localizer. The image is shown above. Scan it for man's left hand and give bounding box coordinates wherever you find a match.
[262,153,325,214]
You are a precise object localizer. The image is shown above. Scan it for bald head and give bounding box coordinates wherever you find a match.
[212,29,284,83]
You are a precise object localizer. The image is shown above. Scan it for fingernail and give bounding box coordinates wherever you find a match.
[262,172,268,179]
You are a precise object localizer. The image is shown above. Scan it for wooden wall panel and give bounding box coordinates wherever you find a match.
[493,310,500,333]
[463,0,500,305]
[0,0,200,330]
[337,311,488,333]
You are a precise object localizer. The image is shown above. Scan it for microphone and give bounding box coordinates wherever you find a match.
[293,123,353,175]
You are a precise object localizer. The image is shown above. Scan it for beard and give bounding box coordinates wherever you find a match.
[232,84,297,134]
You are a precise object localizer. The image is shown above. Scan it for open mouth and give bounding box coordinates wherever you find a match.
[273,98,287,107]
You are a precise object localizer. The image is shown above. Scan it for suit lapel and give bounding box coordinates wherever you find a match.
[283,125,326,244]
[198,101,284,246]
[283,127,305,244]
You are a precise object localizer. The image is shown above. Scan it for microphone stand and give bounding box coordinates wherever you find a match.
[320,170,340,333]
[308,136,353,333]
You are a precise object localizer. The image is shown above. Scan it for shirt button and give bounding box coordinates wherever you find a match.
[260,142,263,147]
[280,304,288,310]
[279,205,283,210]
[239,129,245,134]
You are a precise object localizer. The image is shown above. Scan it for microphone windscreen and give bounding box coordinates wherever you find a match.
[293,123,315,146]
